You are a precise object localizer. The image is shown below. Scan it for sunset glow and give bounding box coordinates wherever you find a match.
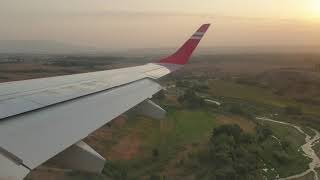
[0,0,320,49]
[310,0,320,17]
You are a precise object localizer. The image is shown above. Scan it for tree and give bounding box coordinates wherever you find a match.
[152,148,159,158]
[203,124,260,180]
[239,133,255,144]
[149,175,161,180]
[281,140,291,151]
[256,124,273,142]
[103,162,127,180]
[178,89,204,108]
[228,104,244,115]
[212,124,242,144]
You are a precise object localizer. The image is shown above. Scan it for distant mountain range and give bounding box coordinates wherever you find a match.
[0,40,104,54]
[0,40,319,55]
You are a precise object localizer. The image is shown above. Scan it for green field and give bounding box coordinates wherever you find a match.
[209,79,320,117]
[104,109,217,179]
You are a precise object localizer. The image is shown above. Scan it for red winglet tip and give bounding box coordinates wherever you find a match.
[158,24,211,65]
[197,24,211,32]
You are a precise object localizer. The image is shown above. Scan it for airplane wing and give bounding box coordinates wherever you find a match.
[0,24,210,179]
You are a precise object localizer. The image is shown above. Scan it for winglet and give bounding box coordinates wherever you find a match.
[158,24,210,65]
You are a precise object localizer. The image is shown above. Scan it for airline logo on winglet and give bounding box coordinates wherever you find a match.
[158,24,210,65]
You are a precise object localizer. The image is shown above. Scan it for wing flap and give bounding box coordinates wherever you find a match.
[0,154,29,180]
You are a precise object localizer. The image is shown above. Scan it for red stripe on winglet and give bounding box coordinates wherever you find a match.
[158,24,210,65]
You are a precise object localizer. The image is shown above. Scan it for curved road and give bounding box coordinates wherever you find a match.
[257,117,320,180]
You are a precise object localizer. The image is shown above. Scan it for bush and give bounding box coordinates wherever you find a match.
[201,124,260,179]
[103,162,127,180]
[284,106,302,115]
[256,124,273,142]
[228,104,244,115]
[281,140,291,151]
[152,148,159,158]
[149,175,161,180]
[212,124,242,144]
[240,133,255,144]
[178,89,204,108]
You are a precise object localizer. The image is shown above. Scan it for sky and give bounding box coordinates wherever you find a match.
[1,0,320,51]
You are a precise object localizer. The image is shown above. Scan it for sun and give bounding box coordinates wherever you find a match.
[310,0,320,17]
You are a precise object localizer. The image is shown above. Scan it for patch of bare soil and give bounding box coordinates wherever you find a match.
[25,167,71,180]
[85,116,128,158]
[161,141,208,180]
[86,115,141,161]
[107,132,141,161]
[162,144,194,178]
[26,167,106,180]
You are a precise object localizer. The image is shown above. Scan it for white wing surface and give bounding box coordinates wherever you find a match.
[0,24,210,179]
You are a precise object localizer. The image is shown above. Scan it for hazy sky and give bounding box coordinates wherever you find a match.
[1,0,320,50]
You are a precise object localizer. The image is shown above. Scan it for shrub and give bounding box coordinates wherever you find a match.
[228,104,244,115]
[284,106,302,115]
[103,162,127,180]
[178,89,204,108]
[152,148,159,158]
[149,175,161,180]
[256,124,273,142]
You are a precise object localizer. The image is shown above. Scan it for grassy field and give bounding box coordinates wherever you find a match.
[101,109,217,179]
[209,79,285,107]
[209,79,320,117]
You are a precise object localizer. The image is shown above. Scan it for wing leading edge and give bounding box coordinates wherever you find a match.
[0,24,210,179]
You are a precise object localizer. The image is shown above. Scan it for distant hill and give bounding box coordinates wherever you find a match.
[0,40,104,54]
[111,46,320,58]
[1,40,319,55]
[199,46,320,54]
